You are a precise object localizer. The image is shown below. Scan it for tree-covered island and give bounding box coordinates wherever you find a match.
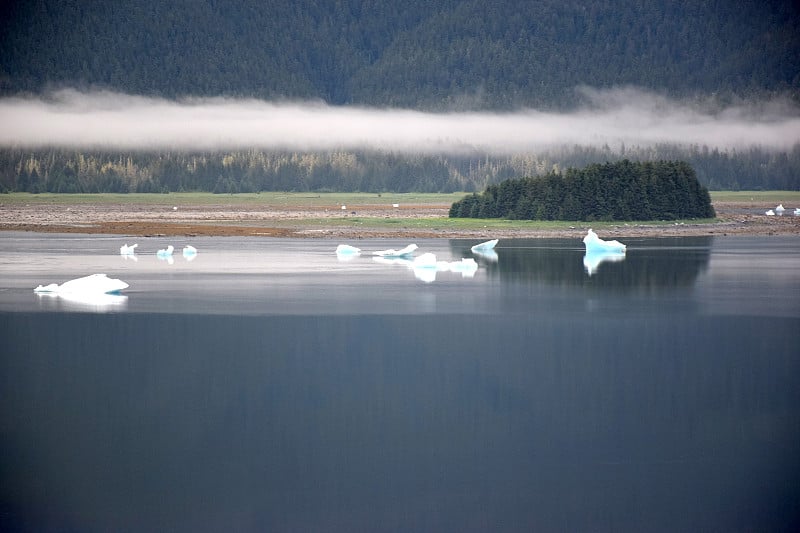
[449,160,715,221]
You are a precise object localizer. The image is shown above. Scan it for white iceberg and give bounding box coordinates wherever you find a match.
[794,208,800,216]
[372,243,418,258]
[775,204,785,214]
[766,209,775,216]
[35,273,129,295]
[411,252,441,269]
[374,252,479,282]
[119,243,138,255]
[336,244,361,256]
[583,250,626,276]
[182,245,198,260]
[583,229,626,253]
[471,239,498,253]
[157,244,174,257]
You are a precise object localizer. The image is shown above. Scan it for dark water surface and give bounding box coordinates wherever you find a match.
[1,233,799,532]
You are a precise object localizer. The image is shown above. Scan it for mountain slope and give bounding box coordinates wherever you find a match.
[1,0,798,109]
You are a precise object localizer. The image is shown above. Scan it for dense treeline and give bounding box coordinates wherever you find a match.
[449,160,715,221]
[1,0,798,109]
[1,146,798,194]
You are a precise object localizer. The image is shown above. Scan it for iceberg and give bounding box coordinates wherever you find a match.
[372,243,418,258]
[34,273,129,295]
[794,208,800,216]
[766,209,775,216]
[336,244,361,256]
[471,239,498,253]
[157,244,174,257]
[119,243,138,255]
[583,229,626,253]
[182,245,198,260]
[775,204,785,214]
[374,252,479,282]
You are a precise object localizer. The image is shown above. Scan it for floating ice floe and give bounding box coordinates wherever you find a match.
[373,243,418,258]
[373,252,478,282]
[182,245,198,260]
[412,254,480,282]
[35,273,129,295]
[795,208,800,216]
[775,204,785,214]
[471,239,498,253]
[119,243,138,255]
[336,244,361,256]
[583,229,626,253]
[583,250,626,276]
[766,209,775,216]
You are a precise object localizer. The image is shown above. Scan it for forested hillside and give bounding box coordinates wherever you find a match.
[2,145,798,194]
[1,0,798,192]
[1,0,798,109]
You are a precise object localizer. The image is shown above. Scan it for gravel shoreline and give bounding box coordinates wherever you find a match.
[1,200,798,238]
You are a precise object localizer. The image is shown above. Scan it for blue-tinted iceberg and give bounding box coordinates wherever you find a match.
[583,229,626,253]
[471,239,498,253]
[336,244,361,256]
[35,273,129,295]
[182,245,198,260]
[373,243,418,258]
[157,245,174,257]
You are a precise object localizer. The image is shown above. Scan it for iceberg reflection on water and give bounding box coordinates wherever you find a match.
[583,250,627,276]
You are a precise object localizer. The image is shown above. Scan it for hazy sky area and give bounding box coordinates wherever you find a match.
[1,87,799,154]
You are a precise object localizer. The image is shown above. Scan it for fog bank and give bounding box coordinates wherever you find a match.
[0,88,798,153]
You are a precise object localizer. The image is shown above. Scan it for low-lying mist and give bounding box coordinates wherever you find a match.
[1,87,798,153]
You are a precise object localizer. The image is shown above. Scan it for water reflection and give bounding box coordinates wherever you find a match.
[35,291,128,312]
[2,310,799,531]
[451,237,713,291]
[583,250,626,276]
[1,234,799,532]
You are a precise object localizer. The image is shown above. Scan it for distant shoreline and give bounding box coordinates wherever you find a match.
[1,197,798,239]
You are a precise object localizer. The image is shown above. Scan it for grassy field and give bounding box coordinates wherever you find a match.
[708,191,800,203]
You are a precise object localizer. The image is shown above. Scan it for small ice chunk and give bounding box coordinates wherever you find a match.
[34,273,129,295]
[412,252,439,269]
[336,244,361,255]
[182,245,197,257]
[157,245,174,257]
[471,239,498,253]
[766,209,775,216]
[583,229,626,253]
[794,208,800,216]
[373,243,418,258]
[119,243,138,255]
[775,204,785,214]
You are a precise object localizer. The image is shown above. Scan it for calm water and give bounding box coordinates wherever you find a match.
[1,232,799,532]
